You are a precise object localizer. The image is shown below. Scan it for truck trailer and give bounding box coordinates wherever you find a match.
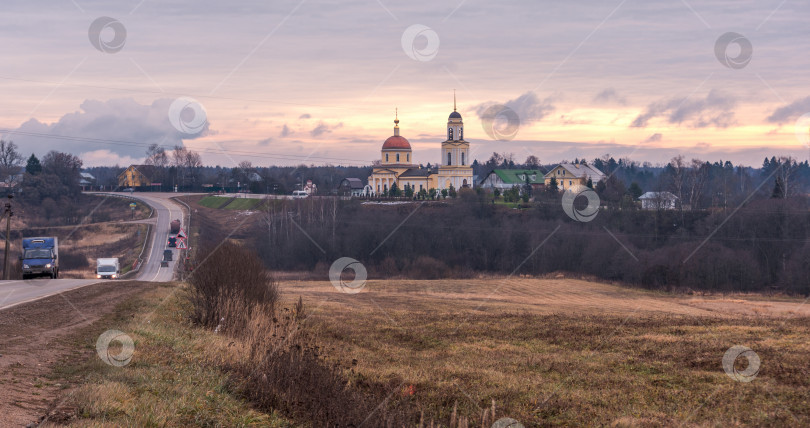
[96,258,120,279]
[21,237,59,279]
[170,219,181,234]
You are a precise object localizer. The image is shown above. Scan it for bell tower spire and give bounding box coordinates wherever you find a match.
[393,108,399,136]
[453,89,456,112]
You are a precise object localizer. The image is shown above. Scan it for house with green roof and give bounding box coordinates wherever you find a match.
[479,169,545,192]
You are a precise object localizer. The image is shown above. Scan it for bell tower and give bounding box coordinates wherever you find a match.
[442,91,468,167]
[438,92,473,190]
[446,91,464,143]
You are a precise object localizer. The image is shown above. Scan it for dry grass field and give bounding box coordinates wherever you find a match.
[46,276,810,426]
[277,276,810,426]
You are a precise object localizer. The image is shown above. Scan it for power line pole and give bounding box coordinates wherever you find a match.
[3,194,12,280]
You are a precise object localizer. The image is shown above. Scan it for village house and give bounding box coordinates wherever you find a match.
[338,178,365,197]
[639,191,679,210]
[545,162,605,191]
[118,165,158,188]
[479,169,544,193]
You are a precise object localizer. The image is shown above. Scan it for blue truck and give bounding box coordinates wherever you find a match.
[21,237,59,279]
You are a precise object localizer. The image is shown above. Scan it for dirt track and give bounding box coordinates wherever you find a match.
[0,281,159,427]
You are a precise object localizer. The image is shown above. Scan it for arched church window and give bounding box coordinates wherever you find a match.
[461,152,465,166]
[448,127,453,140]
[396,153,400,162]
[386,154,389,162]
[407,153,409,162]
[447,152,452,166]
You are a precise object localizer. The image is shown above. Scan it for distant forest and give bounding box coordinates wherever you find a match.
[192,186,810,296]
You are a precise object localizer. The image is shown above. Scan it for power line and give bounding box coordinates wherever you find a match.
[0,128,373,166]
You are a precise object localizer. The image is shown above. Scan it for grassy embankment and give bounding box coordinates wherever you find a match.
[45,283,292,427]
[197,195,264,210]
[51,276,810,426]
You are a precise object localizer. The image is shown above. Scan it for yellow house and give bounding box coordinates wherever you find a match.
[118,165,157,188]
[545,163,605,191]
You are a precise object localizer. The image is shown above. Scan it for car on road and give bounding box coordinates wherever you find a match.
[160,260,169,267]
[292,190,309,199]
[163,249,173,261]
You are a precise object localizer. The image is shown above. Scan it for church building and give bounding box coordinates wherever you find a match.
[367,98,473,195]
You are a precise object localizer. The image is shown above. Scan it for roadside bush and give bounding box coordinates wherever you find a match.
[188,241,278,336]
[187,243,418,425]
[238,302,415,425]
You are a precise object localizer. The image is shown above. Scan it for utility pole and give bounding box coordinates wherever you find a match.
[3,194,12,280]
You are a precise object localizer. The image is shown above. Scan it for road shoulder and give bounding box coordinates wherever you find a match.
[0,280,165,427]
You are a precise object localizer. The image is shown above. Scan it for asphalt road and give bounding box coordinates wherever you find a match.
[0,192,191,311]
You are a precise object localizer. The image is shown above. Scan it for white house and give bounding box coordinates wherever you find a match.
[639,191,678,210]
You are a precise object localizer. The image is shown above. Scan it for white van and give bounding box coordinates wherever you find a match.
[292,190,309,199]
[96,258,120,279]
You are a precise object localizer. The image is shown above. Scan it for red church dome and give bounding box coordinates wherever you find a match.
[382,135,411,150]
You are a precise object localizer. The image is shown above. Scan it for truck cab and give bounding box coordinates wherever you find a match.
[22,237,59,279]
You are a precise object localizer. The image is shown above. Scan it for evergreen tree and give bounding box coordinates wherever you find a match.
[628,182,643,200]
[26,153,42,175]
[524,173,533,198]
[772,177,785,198]
[547,176,559,192]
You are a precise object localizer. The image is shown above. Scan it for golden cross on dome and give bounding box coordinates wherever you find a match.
[453,90,456,111]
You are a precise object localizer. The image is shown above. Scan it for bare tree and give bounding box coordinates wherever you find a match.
[524,155,540,168]
[145,143,168,168]
[0,140,24,188]
[669,155,686,206]
[775,156,797,199]
[687,159,708,210]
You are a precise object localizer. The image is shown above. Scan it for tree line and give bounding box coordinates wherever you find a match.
[186,185,810,295]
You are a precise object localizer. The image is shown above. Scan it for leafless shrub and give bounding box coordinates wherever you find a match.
[188,241,278,335]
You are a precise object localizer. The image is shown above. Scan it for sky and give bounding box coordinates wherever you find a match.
[1,0,809,167]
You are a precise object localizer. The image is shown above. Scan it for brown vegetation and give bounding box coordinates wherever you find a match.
[187,242,418,425]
